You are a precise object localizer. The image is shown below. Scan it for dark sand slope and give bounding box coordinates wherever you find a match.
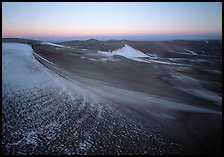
[2,42,184,155]
[2,40,222,155]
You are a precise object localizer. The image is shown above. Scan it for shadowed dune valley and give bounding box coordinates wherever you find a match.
[2,2,222,155]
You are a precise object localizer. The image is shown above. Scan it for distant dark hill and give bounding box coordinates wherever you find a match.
[86,38,99,42]
[57,39,125,52]
[2,38,41,44]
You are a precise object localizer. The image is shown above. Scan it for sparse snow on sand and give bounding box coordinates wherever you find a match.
[167,49,195,55]
[98,45,187,65]
[172,73,222,107]
[2,42,221,155]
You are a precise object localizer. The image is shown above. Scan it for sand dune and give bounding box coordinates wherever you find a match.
[2,39,222,155]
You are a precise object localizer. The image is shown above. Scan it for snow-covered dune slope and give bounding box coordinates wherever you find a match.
[98,44,151,62]
[2,43,94,100]
[99,44,149,58]
[2,42,185,155]
[3,43,50,91]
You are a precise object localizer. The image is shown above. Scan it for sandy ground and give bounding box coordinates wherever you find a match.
[2,39,222,155]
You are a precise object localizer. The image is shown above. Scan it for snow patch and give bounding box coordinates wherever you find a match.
[146,53,158,59]
[25,131,38,147]
[98,44,149,60]
[40,42,75,49]
[79,140,92,151]
[183,49,197,55]
[167,49,191,55]
[33,52,55,66]
[40,42,64,48]
[167,49,176,53]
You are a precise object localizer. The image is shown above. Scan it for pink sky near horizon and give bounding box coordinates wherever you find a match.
[3,26,221,38]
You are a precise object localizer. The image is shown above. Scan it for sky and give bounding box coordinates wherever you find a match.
[2,2,222,41]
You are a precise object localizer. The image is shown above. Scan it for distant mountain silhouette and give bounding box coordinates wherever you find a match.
[86,38,99,42]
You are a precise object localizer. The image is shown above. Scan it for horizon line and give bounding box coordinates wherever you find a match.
[2,36,222,42]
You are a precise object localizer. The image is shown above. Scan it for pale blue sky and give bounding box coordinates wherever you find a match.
[2,2,222,40]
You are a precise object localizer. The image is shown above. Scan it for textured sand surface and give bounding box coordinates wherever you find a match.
[2,40,222,155]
